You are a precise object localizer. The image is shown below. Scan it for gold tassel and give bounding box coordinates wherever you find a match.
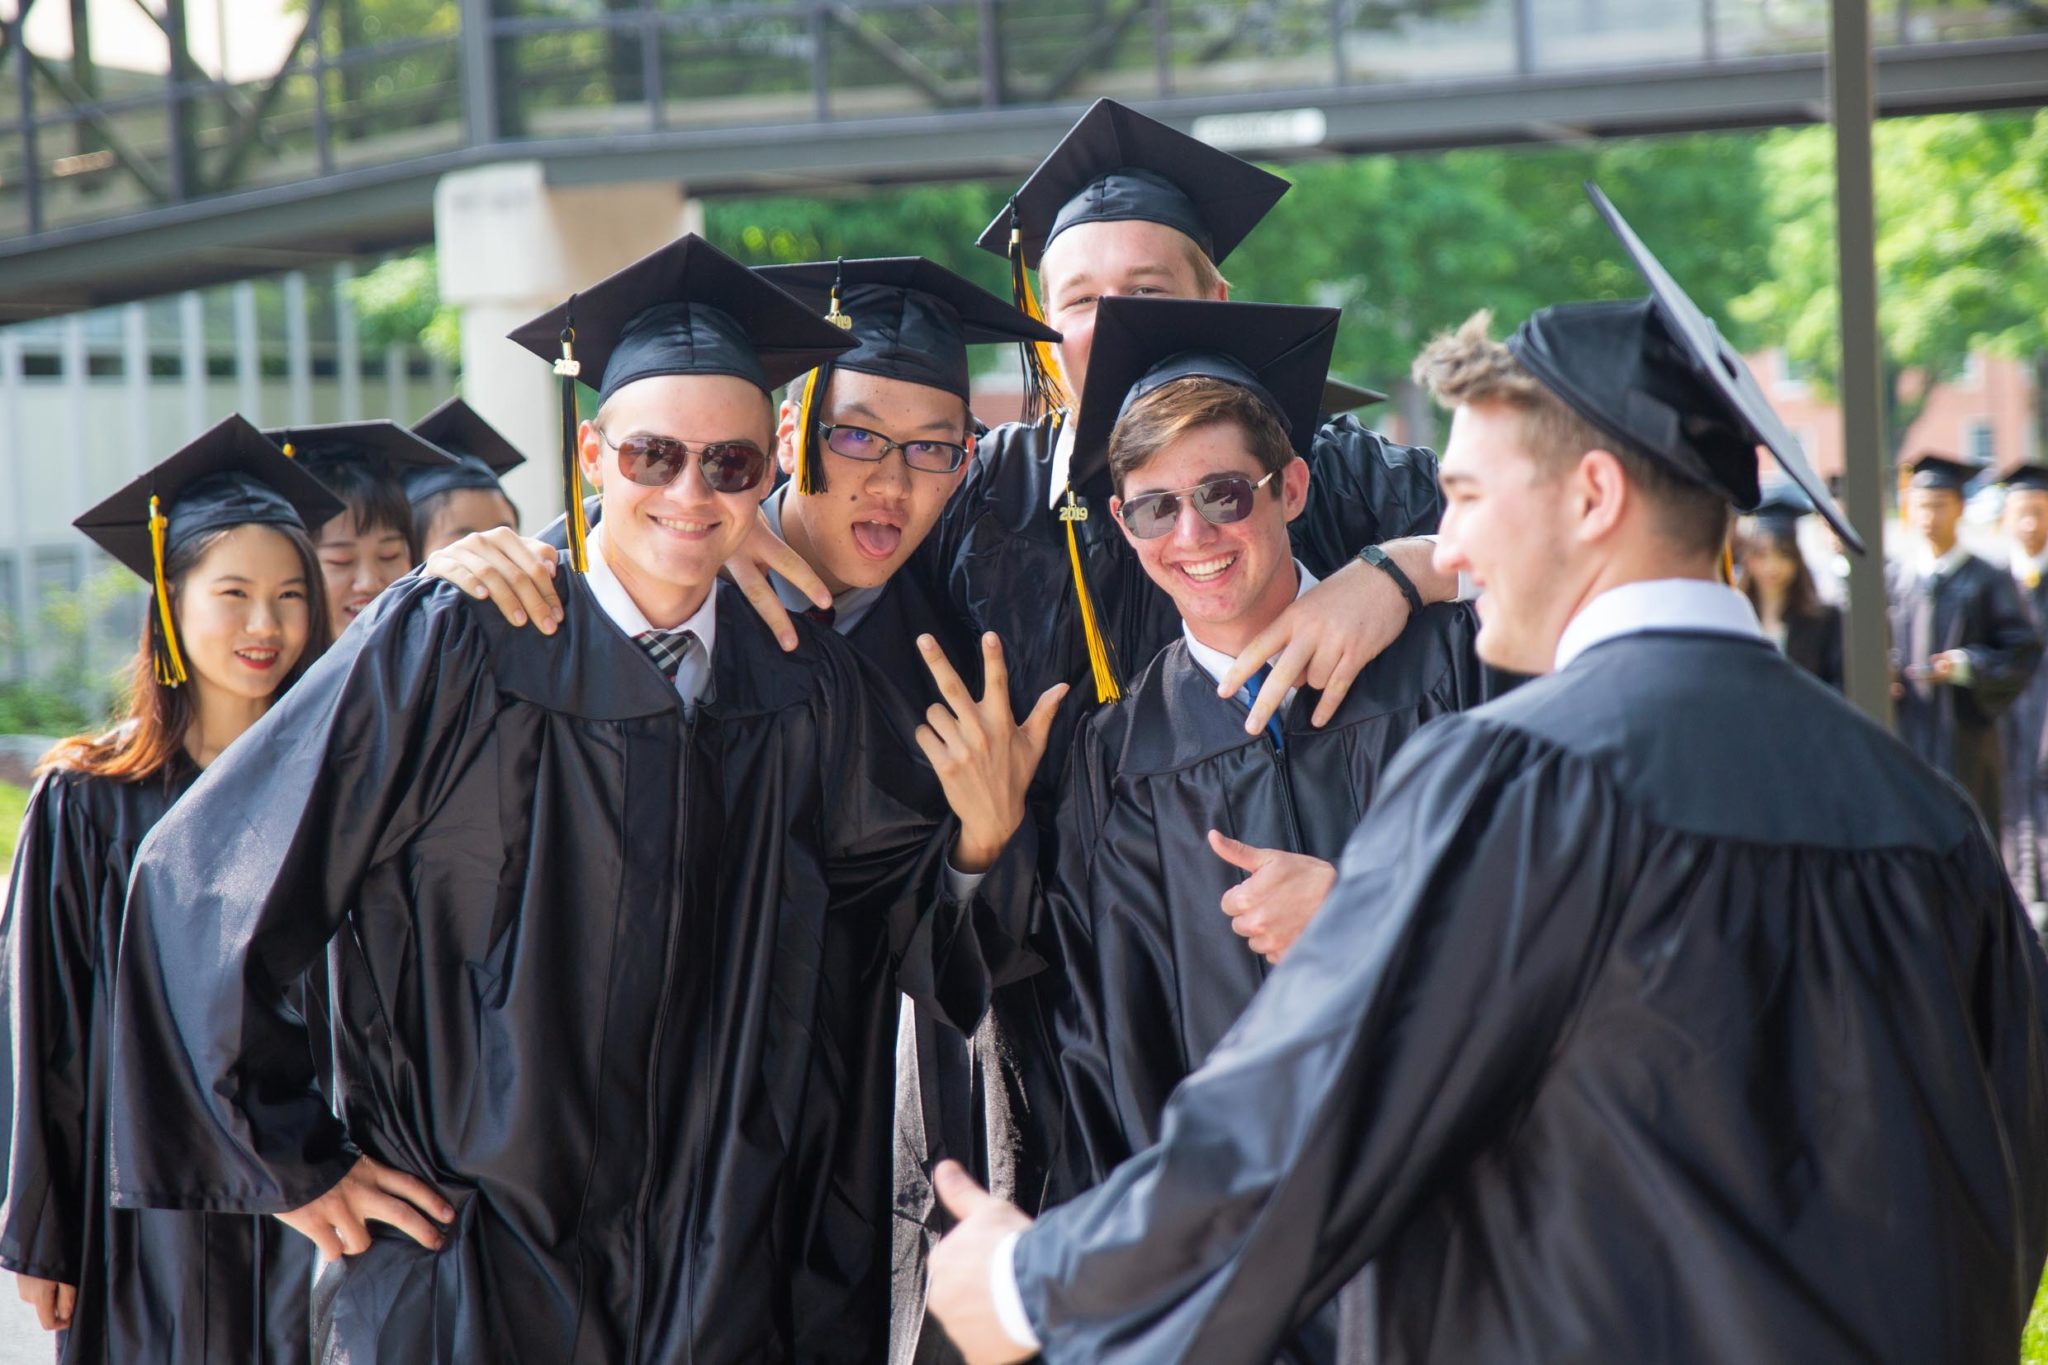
[280,441,296,458]
[1061,486,1120,703]
[1009,203,1070,427]
[148,494,188,687]
[554,319,588,573]
[794,364,830,496]
[1719,536,1736,585]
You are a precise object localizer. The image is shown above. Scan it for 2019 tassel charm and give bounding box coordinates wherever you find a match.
[1061,485,1120,703]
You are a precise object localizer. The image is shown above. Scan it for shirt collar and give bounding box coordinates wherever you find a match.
[760,484,887,635]
[583,522,719,665]
[1916,538,1970,579]
[1553,578,1763,672]
[1182,561,1319,698]
[2012,542,2048,582]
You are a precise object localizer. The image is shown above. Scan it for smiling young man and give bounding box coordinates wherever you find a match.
[924,189,2048,1365]
[264,419,457,636]
[1011,297,1478,1365]
[108,236,1044,1364]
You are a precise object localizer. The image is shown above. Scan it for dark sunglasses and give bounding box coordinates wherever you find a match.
[817,422,971,476]
[594,427,770,494]
[1117,470,1278,540]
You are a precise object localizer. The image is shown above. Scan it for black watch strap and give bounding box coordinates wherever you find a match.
[1357,544,1424,617]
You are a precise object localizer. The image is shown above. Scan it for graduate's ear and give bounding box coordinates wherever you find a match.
[1574,447,1630,544]
[577,419,606,489]
[1280,455,1309,523]
[774,397,800,479]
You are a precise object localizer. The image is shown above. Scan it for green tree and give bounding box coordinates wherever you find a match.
[1733,109,2048,458]
[346,249,462,366]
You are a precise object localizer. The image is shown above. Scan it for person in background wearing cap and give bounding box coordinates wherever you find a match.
[267,419,459,637]
[1,417,335,1363]
[1887,451,2041,832]
[1008,296,1480,1365]
[923,190,2048,1365]
[1736,490,1843,689]
[405,396,525,557]
[1998,463,2048,916]
[106,236,1044,1364]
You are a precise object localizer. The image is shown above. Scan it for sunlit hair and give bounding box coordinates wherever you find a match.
[1038,229,1231,302]
[1413,309,1730,558]
[38,523,334,783]
[1108,376,1292,497]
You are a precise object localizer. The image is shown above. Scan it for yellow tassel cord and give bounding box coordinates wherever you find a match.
[1061,486,1121,703]
[148,495,188,687]
[1719,536,1736,586]
[554,321,589,573]
[1009,210,1070,427]
[281,441,296,458]
[794,364,830,496]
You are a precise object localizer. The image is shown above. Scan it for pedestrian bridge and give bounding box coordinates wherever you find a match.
[1,0,2044,320]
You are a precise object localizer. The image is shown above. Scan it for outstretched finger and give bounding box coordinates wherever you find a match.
[979,634,1014,721]
[919,636,980,720]
[1310,652,1362,728]
[1216,617,1290,698]
[1245,637,1312,735]
[751,527,834,610]
[1019,684,1069,761]
[728,557,800,651]
[1208,828,1278,874]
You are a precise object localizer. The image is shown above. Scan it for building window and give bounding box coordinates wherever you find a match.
[1961,353,1985,387]
[1776,349,1811,393]
[1964,419,1996,465]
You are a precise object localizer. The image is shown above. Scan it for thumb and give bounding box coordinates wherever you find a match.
[1208,828,1277,874]
[933,1159,998,1221]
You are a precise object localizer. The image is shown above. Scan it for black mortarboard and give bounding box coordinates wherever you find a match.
[1320,376,1389,415]
[1902,452,1982,494]
[974,99,1290,270]
[74,414,343,686]
[507,233,856,403]
[755,256,1061,495]
[506,233,857,571]
[263,419,459,480]
[2000,462,2048,494]
[1074,296,1337,484]
[1509,183,1863,554]
[1749,483,1814,534]
[406,397,527,503]
[755,257,1059,403]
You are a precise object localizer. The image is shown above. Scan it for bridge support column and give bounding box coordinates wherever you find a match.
[435,160,701,529]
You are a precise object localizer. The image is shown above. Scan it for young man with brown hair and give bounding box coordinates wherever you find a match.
[925,190,2048,1365]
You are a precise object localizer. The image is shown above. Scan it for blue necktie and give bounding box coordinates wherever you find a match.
[1240,664,1287,751]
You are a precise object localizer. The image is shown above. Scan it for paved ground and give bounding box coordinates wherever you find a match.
[0,1295,51,1364]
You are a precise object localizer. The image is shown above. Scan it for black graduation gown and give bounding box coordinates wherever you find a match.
[1010,631,2048,1363]
[911,412,1444,1215]
[106,573,1035,1365]
[1889,552,2042,829]
[1,757,313,1365]
[1780,603,1843,691]
[2001,565,2048,903]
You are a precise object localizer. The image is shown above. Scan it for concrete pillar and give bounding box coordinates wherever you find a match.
[434,160,701,530]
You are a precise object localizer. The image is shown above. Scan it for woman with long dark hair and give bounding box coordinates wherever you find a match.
[1739,498,1844,690]
[0,417,338,1363]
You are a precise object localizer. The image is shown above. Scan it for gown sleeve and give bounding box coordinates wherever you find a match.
[1010,715,1622,1362]
[108,580,501,1214]
[0,773,98,1282]
[1962,567,2043,720]
[1287,416,1444,577]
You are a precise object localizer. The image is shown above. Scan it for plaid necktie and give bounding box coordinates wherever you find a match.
[635,628,698,683]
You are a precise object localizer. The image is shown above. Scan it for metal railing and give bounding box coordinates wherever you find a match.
[1,0,2041,243]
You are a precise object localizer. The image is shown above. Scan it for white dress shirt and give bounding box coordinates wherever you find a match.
[1553,577,1764,672]
[582,523,718,710]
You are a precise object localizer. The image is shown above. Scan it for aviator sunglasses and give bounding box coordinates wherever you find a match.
[1116,470,1278,540]
[594,427,770,494]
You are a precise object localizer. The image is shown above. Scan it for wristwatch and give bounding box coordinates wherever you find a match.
[1356,544,1424,617]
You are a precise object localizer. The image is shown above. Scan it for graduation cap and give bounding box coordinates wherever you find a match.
[1902,452,1984,494]
[74,414,343,687]
[1061,295,1337,704]
[753,255,1061,494]
[1999,462,2048,494]
[406,397,527,504]
[505,232,858,571]
[263,419,458,481]
[1320,376,1389,416]
[1749,483,1815,535]
[1508,184,1864,555]
[974,99,1292,424]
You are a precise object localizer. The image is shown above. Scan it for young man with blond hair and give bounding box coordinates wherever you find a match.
[926,193,2048,1365]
